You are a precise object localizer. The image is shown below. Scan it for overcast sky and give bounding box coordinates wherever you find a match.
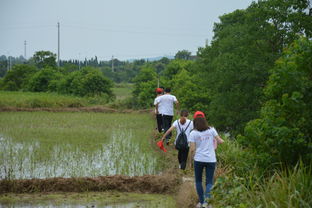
[0,0,254,61]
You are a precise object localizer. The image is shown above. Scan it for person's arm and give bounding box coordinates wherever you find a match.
[175,100,180,115]
[161,125,175,141]
[215,135,224,144]
[155,103,159,115]
[188,142,196,169]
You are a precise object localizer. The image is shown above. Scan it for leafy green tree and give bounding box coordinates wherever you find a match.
[238,38,312,167]
[58,67,114,98]
[171,69,210,113]
[0,64,38,91]
[27,67,62,92]
[132,67,157,108]
[175,50,192,60]
[195,0,312,135]
[31,51,57,69]
[161,59,193,82]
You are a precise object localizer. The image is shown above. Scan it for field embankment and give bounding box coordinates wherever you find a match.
[0,173,180,194]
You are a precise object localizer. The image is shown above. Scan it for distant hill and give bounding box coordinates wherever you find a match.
[126,55,174,62]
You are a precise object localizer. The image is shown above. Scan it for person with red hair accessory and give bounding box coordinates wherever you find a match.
[153,88,164,132]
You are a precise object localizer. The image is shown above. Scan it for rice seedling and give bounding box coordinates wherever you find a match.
[0,112,164,179]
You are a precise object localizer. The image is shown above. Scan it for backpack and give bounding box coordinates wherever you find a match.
[175,120,191,151]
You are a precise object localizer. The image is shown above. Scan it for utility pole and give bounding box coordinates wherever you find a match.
[7,52,11,71]
[7,56,9,71]
[78,53,81,70]
[205,39,209,47]
[24,40,27,59]
[157,76,160,88]
[111,55,114,72]
[57,22,60,67]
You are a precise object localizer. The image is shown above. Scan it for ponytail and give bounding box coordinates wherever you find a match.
[180,117,186,125]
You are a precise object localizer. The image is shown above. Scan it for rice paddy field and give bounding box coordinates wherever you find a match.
[0,111,177,207]
[0,112,163,179]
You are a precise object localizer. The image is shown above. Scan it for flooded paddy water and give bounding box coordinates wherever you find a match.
[0,112,175,207]
[0,112,163,179]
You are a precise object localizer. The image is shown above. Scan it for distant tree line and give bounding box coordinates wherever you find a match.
[0,51,115,100]
[0,50,177,100]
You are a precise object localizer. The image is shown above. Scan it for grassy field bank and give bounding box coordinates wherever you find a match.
[0,112,164,179]
[0,191,176,207]
[112,83,133,100]
[0,91,111,108]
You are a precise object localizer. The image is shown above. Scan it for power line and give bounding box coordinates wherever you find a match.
[62,24,209,38]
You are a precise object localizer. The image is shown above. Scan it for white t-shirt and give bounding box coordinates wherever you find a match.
[154,95,162,114]
[189,127,219,163]
[155,94,178,116]
[172,119,193,145]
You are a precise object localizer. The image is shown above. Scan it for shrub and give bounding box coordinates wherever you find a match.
[238,38,312,167]
[0,64,38,91]
[27,67,63,92]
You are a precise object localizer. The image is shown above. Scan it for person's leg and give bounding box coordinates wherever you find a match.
[156,114,163,133]
[163,115,173,143]
[204,162,216,199]
[179,148,189,170]
[165,115,173,142]
[194,161,205,204]
[178,149,182,168]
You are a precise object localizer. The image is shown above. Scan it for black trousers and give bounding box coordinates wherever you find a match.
[178,148,189,170]
[156,114,163,133]
[162,115,173,142]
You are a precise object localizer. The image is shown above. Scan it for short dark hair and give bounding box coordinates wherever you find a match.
[165,88,171,93]
[193,117,210,132]
[180,109,189,117]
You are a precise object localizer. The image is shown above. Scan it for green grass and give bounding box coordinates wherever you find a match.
[210,137,312,208]
[0,112,164,179]
[112,83,133,100]
[0,192,176,208]
[0,91,111,108]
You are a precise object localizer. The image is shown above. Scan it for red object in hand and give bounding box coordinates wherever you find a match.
[157,140,167,152]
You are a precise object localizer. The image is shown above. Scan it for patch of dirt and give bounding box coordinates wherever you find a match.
[176,181,197,208]
[0,174,181,194]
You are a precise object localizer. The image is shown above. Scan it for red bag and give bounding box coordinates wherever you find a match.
[157,140,167,152]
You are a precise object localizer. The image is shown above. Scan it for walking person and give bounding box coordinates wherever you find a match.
[161,110,193,170]
[189,112,224,208]
[154,88,163,133]
[155,88,179,145]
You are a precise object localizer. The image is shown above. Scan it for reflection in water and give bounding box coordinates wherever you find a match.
[0,130,159,179]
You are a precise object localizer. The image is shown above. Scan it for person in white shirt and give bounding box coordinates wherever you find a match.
[155,88,179,144]
[153,88,164,133]
[189,115,224,208]
[161,110,193,170]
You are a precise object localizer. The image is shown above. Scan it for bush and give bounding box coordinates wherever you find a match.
[57,67,114,100]
[238,38,312,167]
[132,67,158,108]
[0,64,38,91]
[27,67,63,92]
